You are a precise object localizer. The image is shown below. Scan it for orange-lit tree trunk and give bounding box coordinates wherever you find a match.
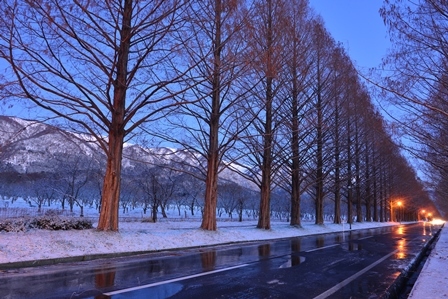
[200,0,223,231]
[97,0,132,231]
[258,75,273,230]
[256,0,275,230]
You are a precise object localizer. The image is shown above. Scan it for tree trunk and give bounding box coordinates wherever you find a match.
[96,0,132,231]
[315,66,324,225]
[290,42,301,227]
[257,0,274,230]
[347,115,353,225]
[379,165,385,222]
[238,203,243,222]
[161,204,168,218]
[152,203,158,223]
[355,122,362,222]
[333,95,341,224]
[190,200,195,216]
[97,132,125,231]
[258,72,273,230]
[373,156,378,221]
[201,0,222,231]
[365,145,372,221]
[258,161,272,229]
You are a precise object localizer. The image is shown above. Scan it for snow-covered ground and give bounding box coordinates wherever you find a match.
[0,218,397,264]
[408,225,448,299]
[0,197,446,297]
[0,196,401,264]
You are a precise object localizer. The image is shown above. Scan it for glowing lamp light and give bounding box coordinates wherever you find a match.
[431,219,445,225]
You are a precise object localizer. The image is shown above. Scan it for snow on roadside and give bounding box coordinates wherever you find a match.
[0,220,397,264]
[408,225,448,299]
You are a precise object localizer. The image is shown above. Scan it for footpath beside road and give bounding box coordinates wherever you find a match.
[408,224,448,299]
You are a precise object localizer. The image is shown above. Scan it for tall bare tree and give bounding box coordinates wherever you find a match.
[233,0,289,230]
[152,0,253,231]
[0,0,189,231]
[307,19,336,225]
[277,0,314,227]
[378,0,448,215]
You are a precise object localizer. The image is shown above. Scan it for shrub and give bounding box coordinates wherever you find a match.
[0,216,93,232]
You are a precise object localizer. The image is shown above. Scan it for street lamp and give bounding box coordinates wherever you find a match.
[390,200,404,222]
[347,180,354,230]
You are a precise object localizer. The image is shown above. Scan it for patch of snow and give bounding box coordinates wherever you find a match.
[408,225,448,298]
[0,219,396,264]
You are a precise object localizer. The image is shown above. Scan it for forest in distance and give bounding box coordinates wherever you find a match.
[0,0,447,232]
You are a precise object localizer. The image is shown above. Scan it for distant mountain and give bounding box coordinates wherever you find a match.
[0,116,254,188]
[0,116,102,173]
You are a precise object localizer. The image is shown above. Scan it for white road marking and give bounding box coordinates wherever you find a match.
[358,236,373,240]
[103,264,250,296]
[306,244,340,252]
[312,249,399,299]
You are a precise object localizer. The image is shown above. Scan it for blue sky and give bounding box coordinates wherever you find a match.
[309,1,429,178]
[309,0,390,71]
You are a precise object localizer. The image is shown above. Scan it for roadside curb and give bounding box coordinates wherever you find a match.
[380,224,444,299]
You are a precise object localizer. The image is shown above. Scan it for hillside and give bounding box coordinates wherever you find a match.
[0,115,252,187]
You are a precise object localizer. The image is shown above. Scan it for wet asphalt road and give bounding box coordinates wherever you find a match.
[0,222,440,299]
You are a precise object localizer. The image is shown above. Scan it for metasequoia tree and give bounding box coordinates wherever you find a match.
[0,0,189,231]
[352,88,372,222]
[419,77,448,214]
[151,0,252,231]
[276,0,314,227]
[327,46,354,224]
[235,0,289,229]
[379,0,448,215]
[363,111,385,222]
[308,19,336,225]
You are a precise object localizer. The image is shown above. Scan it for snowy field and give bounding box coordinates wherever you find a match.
[1,197,447,298]
[1,217,401,265]
[0,196,401,264]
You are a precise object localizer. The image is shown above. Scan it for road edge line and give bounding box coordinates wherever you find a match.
[103,263,250,296]
[312,249,399,299]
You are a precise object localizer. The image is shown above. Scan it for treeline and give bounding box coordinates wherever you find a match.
[0,0,434,231]
[379,0,448,217]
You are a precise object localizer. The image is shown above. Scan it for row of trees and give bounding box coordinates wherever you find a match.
[377,0,448,217]
[0,158,300,222]
[0,0,434,231]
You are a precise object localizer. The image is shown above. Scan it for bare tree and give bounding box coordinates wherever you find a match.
[150,0,253,230]
[326,46,355,224]
[53,153,96,216]
[306,19,337,225]
[276,0,314,227]
[0,0,191,230]
[234,0,289,230]
[377,0,448,215]
[135,165,177,222]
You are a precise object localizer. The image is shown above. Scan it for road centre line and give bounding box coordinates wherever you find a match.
[312,249,399,299]
[103,264,250,296]
[306,244,340,252]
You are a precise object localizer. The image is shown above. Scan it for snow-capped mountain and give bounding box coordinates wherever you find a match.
[0,116,102,172]
[0,116,253,188]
